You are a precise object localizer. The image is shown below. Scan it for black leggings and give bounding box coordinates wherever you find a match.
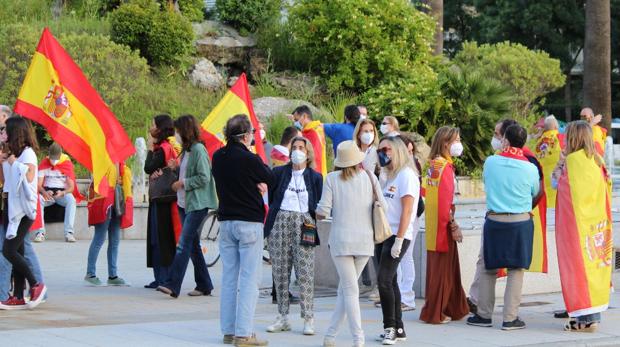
[377,235,411,329]
[3,216,36,299]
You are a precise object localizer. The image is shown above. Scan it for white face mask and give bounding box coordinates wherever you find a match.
[291,149,307,165]
[259,129,266,141]
[450,142,464,157]
[380,124,390,135]
[491,137,502,151]
[174,133,183,146]
[359,114,367,120]
[51,159,59,166]
[360,132,374,145]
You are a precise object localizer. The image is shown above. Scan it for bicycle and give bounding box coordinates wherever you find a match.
[199,209,272,267]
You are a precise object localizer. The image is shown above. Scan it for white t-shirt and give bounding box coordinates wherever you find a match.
[38,168,67,189]
[19,147,38,193]
[279,169,309,213]
[382,166,419,240]
[177,154,189,209]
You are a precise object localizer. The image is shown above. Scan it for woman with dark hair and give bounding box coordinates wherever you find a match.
[144,114,182,289]
[157,115,216,298]
[0,116,46,309]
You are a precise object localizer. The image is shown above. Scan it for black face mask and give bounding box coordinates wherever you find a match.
[377,151,391,167]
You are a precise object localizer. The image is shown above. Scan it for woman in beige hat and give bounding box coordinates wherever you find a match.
[317,140,386,347]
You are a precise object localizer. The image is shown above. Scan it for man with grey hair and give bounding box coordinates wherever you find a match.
[543,115,559,131]
[0,105,12,123]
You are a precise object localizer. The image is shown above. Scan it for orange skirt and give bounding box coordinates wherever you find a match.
[419,239,469,324]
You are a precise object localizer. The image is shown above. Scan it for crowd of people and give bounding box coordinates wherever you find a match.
[0,102,613,347]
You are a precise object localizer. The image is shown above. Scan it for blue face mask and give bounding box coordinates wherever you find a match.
[294,120,302,130]
[377,151,391,167]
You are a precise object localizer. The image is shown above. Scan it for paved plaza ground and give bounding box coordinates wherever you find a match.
[0,239,618,347]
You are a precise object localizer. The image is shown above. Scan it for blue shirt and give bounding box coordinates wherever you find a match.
[323,123,355,153]
[483,155,539,213]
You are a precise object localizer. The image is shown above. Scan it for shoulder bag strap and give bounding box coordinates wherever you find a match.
[364,169,378,202]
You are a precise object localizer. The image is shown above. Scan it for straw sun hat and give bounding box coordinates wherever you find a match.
[333,140,366,168]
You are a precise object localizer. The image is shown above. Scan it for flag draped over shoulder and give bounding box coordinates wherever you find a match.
[39,153,85,202]
[534,130,565,208]
[423,157,453,253]
[14,28,135,196]
[523,146,548,273]
[556,149,612,317]
[302,120,327,177]
[200,73,266,163]
[592,125,607,156]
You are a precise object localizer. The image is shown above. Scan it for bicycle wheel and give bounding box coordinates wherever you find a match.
[200,211,220,267]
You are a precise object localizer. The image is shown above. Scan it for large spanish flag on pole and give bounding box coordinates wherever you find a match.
[200,73,266,162]
[423,157,453,253]
[556,149,612,317]
[14,28,135,195]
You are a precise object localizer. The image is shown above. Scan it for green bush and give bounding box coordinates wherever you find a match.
[147,10,194,66]
[177,0,205,22]
[110,0,194,66]
[288,0,436,92]
[453,41,565,120]
[216,0,281,35]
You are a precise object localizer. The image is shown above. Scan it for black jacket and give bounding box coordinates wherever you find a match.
[212,141,275,223]
[264,164,323,238]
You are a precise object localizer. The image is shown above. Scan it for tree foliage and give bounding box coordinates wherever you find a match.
[453,41,565,120]
[215,0,281,35]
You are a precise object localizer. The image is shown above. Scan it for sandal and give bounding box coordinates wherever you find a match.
[564,318,598,332]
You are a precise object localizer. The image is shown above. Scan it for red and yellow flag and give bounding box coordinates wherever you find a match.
[200,73,266,162]
[592,125,607,156]
[423,157,454,253]
[39,153,85,203]
[556,149,612,316]
[534,130,565,208]
[14,28,135,196]
[302,120,327,177]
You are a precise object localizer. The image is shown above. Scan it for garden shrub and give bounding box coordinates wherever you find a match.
[288,0,436,92]
[215,0,281,35]
[110,0,194,66]
[454,41,565,120]
[177,0,205,22]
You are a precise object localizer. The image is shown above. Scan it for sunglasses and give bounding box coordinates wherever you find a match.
[377,147,389,154]
[381,122,388,125]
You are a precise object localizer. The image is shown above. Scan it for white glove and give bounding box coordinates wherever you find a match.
[391,237,404,259]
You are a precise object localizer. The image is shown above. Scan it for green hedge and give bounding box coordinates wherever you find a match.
[216,0,281,35]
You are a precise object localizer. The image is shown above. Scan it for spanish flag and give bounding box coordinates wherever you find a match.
[302,121,327,177]
[14,28,135,196]
[592,125,607,156]
[423,156,453,253]
[523,146,548,273]
[39,153,85,203]
[556,149,612,316]
[534,130,565,208]
[200,73,266,163]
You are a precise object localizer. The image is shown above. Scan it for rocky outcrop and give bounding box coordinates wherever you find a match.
[189,58,224,91]
[252,97,320,120]
[194,21,256,66]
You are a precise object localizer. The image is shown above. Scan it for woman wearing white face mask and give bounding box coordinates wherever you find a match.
[380,116,400,137]
[264,137,323,335]
[353,119,380,174]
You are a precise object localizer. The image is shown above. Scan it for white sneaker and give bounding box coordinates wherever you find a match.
[382,327,397,345]
[303,318,315,335]
[368,288,380,301]
[323,336,336,347]
[33,234,45,243]
[65,234,76,243]
[266,315,291,333]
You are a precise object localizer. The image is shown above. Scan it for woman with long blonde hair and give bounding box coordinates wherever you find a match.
[419,126,470,324]
[553,121,611,332]
[374,136,419,344]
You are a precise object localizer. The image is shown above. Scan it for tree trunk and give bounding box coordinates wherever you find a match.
[583,0,612,131]
[564,73,572,121]
[431,0,444,56]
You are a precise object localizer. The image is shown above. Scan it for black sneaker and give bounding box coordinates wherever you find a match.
[553,310,569,319]
[502,318,526,331]
[381,328,397,345]
[467,314,493,327]
[378,327,406,342]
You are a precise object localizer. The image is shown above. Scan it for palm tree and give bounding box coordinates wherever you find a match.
[583,0,611,130]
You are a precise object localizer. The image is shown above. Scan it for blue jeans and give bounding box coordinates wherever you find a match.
[219,220,263,337]
[0,225,43,301]
[577,312,601,324]
[163,207,213,296]
[87,210,120,278]
[36,194,77,236]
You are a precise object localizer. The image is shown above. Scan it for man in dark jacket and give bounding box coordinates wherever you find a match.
[212,114,275,346]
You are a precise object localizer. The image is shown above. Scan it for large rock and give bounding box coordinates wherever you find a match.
[194,21,256,65]
[189,58,224,91]
[252,97,320,120]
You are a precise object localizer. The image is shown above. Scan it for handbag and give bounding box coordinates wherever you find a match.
[114,183,125,217]
[364,170,392,244]
[148,167,178,203]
